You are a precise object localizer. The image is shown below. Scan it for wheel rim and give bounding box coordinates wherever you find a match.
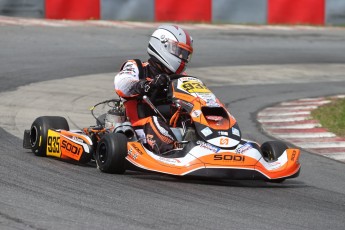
[267,150,274,161]
[263,148,274,161]
[98,143,107,164]
[30,126,38,147]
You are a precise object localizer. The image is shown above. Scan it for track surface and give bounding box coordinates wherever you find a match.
[1,25,345,230]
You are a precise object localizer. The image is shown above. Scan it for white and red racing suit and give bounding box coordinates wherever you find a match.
[114,59,177,154]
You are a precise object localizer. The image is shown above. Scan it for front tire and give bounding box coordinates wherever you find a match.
[95,133,127,174]
[261,141,289,183]
[30,116,69,157]
[261,141,288,162]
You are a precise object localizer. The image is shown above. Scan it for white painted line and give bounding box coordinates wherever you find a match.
[258,117,308,122]
[297,98,326,101]
[265,105,318,110]
[274,132,336,138]
[263,123,320,129]
[280,100,331,106]
[258,111,311,116]
[261,108,315,113]
[295,142,345,148]
[29,20,67,27]
[326,154,345,161]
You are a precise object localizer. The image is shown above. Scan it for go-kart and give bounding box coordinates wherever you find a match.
[23,75,300,182]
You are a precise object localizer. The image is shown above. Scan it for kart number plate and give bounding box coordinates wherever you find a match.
[180,81,210,93]
[46,130,61,158]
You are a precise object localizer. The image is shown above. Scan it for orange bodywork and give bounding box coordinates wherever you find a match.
[255,149,301,179]
[46,129,92,162]
[126,142,204,175]
[126,141,301,180]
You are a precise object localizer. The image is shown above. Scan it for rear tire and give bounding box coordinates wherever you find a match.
[95,133,127,174]
[30,116,69,157]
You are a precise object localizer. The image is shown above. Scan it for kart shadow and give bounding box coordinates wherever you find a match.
[23,151,306,188]
[23,150,96,168]
[124,171,307,189]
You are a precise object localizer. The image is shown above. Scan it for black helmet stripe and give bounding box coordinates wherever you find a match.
[148,43,169,65]
[160,28,178,41]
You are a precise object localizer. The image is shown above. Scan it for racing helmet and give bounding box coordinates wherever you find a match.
[147,25,193,74]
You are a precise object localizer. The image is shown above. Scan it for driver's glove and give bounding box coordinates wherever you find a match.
[151,74,169,88]
[132,80,151,96]
[131,74,169,96]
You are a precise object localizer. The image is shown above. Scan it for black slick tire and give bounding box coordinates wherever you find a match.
[261,141,288,162]
[30,116,69,157]
[95,133,127,174]
[261,141,289,183]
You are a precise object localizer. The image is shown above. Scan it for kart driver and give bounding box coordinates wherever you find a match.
[114,25,193,154]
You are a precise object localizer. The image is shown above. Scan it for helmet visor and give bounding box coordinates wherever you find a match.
[165,40,193,63]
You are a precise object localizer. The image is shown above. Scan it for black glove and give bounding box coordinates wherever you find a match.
[131,80,151,96]
[151,74,169,88]
[131,74,169,96]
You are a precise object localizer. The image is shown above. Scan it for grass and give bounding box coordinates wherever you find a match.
[311,98,345,137]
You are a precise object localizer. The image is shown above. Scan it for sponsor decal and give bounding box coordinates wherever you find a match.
[61,140,82,156]
[232,127,240,137]
[291,150,297,161]
[218,131,228,136]
[123,63,136,73]
[199,93,214,99]
[180,77,199,82]
[201,127,212,137]
[196,140,220,153]
[128,149,139,160]
[72,136,83,143]
[220,138,229,146]
[158,157,181,165]
[130,144,144,156]
[120,71,135,75]
[128,148,132,155]
[235,143,253,154]
[214,154,245,162]
[206,99,220,107]
[128,144,144,160]
[192,110,202,118]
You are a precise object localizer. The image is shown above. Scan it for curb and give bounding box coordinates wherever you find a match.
[258,95,345,163]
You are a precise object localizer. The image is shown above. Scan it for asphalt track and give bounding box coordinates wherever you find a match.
[1,24,345,230]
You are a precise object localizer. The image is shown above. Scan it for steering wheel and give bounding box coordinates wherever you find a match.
[169,74,185,81]
[148,74,189,103]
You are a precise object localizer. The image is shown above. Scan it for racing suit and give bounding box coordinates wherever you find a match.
[114,58,177,154]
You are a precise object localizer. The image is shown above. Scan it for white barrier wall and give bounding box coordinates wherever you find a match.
[212,0,267,24]
[326,0,345,25]
[0,0,44,18]
[101,0,154,21]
